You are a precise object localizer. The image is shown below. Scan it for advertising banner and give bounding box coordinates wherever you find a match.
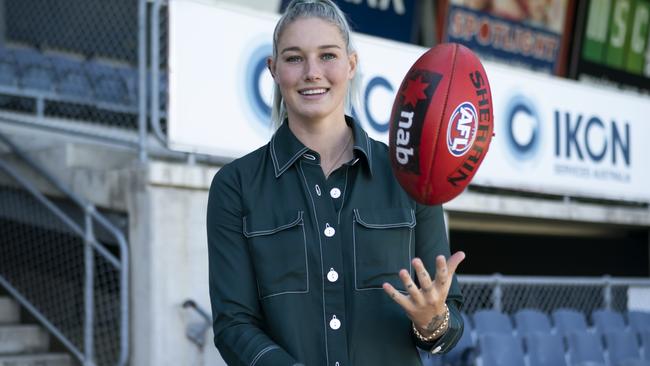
[572,0,650,93]
[168,0,650,202]
[441,0,573,75]
[280,0,421,43]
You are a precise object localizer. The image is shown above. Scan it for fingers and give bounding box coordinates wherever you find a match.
[447,251,466,275]
[432,251,466,290]
[400,269,424,304]
[382,282,414,312]
[412,258,434,294]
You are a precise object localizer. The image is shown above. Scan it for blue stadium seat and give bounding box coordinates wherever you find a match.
[525,332,567,366]
[629,311,650,335]
[117,67,138,107]
[604,329,650,366]
[473,310,514,335]
[49,54,93,99]
[514,309,552,335]
[0,60,18,87]
[552,308,589,336]
[13,47,55,92]
[20,66,55,92]
[567,331,606,366]
[592,309,626,334]
[85,61,131,105]
[443,313,476,366]
[478,332,526,366]
[642,331,650,361]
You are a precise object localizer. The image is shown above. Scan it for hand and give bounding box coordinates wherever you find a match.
[382,252,465,337]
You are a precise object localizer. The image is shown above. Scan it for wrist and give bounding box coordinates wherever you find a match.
[413,304,450,342]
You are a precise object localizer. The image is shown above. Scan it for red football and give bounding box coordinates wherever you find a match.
[388,43,494,205]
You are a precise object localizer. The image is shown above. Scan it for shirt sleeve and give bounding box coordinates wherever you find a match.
[207,165,298,366]
[412,203,465,354]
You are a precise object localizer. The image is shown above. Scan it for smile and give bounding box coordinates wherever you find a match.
[299,88,329,95]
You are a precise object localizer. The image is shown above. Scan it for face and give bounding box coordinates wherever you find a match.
[269,17,357,124]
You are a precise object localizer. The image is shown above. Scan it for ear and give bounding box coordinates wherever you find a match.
[266,57,276,80]
[347,51,358,80]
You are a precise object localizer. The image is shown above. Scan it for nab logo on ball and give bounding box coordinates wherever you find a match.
[447,102,478,157]
[389,69,442,174]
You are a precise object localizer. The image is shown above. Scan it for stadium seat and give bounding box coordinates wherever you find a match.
[0,60,18,87]
[49,54,93,99]
[567,331,606,366]
[473,309,514,335]
[525,332,567,366]
[85,61,131,105]
[592,309,626,334]
[604,329,650,366]
[13,47,55,92]
[443,312,476,366]
[552,308,589,336]
[514,308,552,335]
[641,331,650,360]
[628,311,650,335]
[478,332,526,366]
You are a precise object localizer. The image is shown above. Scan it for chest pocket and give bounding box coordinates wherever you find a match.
[243,210,308,299]
[353,208,415,292]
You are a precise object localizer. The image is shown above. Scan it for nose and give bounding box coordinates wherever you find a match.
[304,57,322,81]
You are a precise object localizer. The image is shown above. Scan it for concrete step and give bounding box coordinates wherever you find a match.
[0,353,72,366]
[0,298,19,324]
[0,325,49,354]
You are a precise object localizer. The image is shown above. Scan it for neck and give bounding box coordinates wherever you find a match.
[287,113,354,177]
[287,114,351,161]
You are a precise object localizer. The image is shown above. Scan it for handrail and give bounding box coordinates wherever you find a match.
[149,0,166,146]
[0,131,129,366]
[459,274,650,286]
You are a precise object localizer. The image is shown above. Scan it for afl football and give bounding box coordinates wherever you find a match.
[388,43,494,205]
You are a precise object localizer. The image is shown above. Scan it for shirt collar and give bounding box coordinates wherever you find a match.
[270,115,374,178]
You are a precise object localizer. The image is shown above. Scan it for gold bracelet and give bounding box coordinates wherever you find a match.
[412,304,449,342]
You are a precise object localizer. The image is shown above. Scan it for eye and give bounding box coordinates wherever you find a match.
[285,55,302,63]
[321,53,337,61]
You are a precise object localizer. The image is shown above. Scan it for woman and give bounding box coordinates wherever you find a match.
[207,1,465,365]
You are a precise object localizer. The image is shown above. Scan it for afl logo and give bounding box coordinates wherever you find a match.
[447,102,478,157]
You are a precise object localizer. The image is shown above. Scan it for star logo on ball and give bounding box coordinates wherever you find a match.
[401,75,429,108]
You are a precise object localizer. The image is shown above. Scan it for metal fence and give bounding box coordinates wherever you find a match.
[459,274,650,318]
[0,132,129,366]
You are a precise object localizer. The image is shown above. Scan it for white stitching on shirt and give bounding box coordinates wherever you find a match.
[352,209,416,228]
[298,161,330,365]
[352,209,414,293]
[270,133,310,178]
[242,211,304,237]
[250,345,279,366]
[255,220,310,300]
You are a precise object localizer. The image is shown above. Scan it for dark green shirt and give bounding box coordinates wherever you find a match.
[207,117,463,366]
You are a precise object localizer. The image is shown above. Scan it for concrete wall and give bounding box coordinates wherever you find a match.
[129,161,223,366]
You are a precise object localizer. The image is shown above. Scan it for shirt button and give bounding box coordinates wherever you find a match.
[431,345,442,354]
[330,187,341,199]
[324,223,335,237]
[327,268,339,282]
[329,315,341,330]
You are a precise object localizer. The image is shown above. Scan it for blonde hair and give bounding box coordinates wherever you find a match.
[270,0,361,127]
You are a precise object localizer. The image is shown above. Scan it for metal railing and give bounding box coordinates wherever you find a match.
[0,131,129,366]
[459,274,650,317]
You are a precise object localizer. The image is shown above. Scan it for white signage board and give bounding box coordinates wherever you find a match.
[168,0,650,202]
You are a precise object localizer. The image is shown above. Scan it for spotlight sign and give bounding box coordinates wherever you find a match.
[442,0,572,75]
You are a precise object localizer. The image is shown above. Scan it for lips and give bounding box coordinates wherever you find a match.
[299,88,329,95]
